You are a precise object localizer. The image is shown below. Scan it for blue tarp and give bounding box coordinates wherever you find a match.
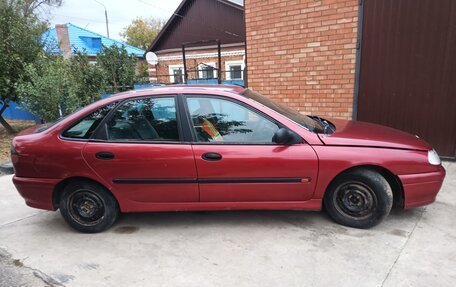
[0,101,41,124]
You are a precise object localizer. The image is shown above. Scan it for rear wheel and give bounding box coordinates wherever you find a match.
[324,169,393,229]
[59,181,119,233]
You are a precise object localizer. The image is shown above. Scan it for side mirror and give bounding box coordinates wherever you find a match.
[272,128,301,145]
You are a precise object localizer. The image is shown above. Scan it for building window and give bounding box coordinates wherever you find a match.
[169,65,184,83]
[198,62,217,79]
[225,60,245,80]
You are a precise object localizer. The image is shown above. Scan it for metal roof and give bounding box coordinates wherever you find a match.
[148,0,245,53]
[41,23,145,57]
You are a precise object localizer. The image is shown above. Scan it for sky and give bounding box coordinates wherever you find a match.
[40,0,244,41]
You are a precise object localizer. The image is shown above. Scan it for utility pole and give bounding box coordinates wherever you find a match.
[93,0,110,37]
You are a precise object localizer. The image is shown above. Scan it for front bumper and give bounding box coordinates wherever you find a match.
[12,176,59,211]
[399,165,446,209]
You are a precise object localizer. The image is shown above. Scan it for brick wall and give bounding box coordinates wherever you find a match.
[245,0,359,119]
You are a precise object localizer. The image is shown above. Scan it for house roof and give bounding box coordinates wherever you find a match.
[148,0,245,53]
[41,23,145,57]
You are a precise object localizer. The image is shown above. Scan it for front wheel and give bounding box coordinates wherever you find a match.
[324,169,393,229]
[59,181,119,233]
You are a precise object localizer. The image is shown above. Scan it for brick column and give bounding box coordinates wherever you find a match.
[55,24,71,59]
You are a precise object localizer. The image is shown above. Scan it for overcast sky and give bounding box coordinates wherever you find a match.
[40,0,243,42]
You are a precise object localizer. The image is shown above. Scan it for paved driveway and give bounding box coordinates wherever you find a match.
[1,162,455,287]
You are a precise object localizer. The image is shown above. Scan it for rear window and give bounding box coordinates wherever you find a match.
[62,102,118,139]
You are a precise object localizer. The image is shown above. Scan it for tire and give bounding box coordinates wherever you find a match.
[59,181,119,233]
[323,169,393,229]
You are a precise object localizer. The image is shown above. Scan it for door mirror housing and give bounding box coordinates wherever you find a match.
[272,128,302,145]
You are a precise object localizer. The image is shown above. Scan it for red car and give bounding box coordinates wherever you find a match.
[11,85,445,233]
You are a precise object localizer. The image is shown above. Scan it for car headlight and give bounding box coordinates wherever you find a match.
[428,149,441,165]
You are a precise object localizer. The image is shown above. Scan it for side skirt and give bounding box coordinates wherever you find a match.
[119,199,323,213]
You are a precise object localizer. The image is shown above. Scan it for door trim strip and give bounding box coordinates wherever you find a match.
[112,177,310,184]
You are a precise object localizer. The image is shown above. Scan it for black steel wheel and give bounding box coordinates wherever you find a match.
[324,169,393,229]
[60,181,119,233]
[68,190,105,226]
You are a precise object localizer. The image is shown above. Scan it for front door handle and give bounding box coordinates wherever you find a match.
[201,152,222,161]
[95,151,115,160]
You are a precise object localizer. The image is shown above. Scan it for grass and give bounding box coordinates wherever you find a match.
[0,120,36,163]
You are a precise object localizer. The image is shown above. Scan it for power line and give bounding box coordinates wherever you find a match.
[50,12,134,25]
[136,0,184,18]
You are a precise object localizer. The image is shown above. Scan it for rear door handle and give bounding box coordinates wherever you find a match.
[201,152,222,161]
[95,151,115,160]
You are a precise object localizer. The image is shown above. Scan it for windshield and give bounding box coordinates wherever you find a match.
[241,89,325,133]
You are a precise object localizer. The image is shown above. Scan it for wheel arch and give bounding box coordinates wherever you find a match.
[53,176,118,210]
[324,165,404,208]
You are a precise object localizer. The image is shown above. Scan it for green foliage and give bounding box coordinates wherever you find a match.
[0,0,46,103]
[14,0,63,18]
[17,45,139,122]
[121,17,165,50]
[17,54,80,122]
[1,0,140,123]
[135,61,150,83]
[97,45,137,93]
[69,51,105,105]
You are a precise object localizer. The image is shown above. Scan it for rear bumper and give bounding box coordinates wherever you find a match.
[12,176,59,211]
[399,166,446,209]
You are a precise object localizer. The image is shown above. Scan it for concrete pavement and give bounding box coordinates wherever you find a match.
[0,162,455,287]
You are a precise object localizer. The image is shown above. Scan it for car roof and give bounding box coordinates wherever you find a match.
[109,84,246,100]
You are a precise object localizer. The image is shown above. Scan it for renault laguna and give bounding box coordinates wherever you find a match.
[11,85,445,233]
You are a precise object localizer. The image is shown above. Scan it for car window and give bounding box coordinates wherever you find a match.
[242,89,326,133]
[187,97,279,143]
[106,97,179,141]
[62,102,118,139]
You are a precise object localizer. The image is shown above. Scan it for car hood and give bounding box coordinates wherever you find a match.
[318,119,432,151]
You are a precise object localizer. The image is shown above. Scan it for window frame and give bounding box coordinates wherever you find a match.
[198,62,217,80]
[225,60,245,80]
[168,64,184,84]
[90,94,189,144]
[182,94,301,145]
[60,101,120,142]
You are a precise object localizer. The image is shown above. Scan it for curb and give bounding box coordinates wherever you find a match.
[0,162,14,175]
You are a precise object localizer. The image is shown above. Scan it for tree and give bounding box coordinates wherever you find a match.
[14,0,62,18]
[17,52,108,122]
[17,45,138,122]
[17,54,80,122]
[97,45,137,93]
[69,51,106,105]
[121,17,165,50]
[0,0,62,133]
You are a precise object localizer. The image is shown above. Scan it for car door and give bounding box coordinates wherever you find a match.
[185,95,318,202]
[82,95,199,205]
